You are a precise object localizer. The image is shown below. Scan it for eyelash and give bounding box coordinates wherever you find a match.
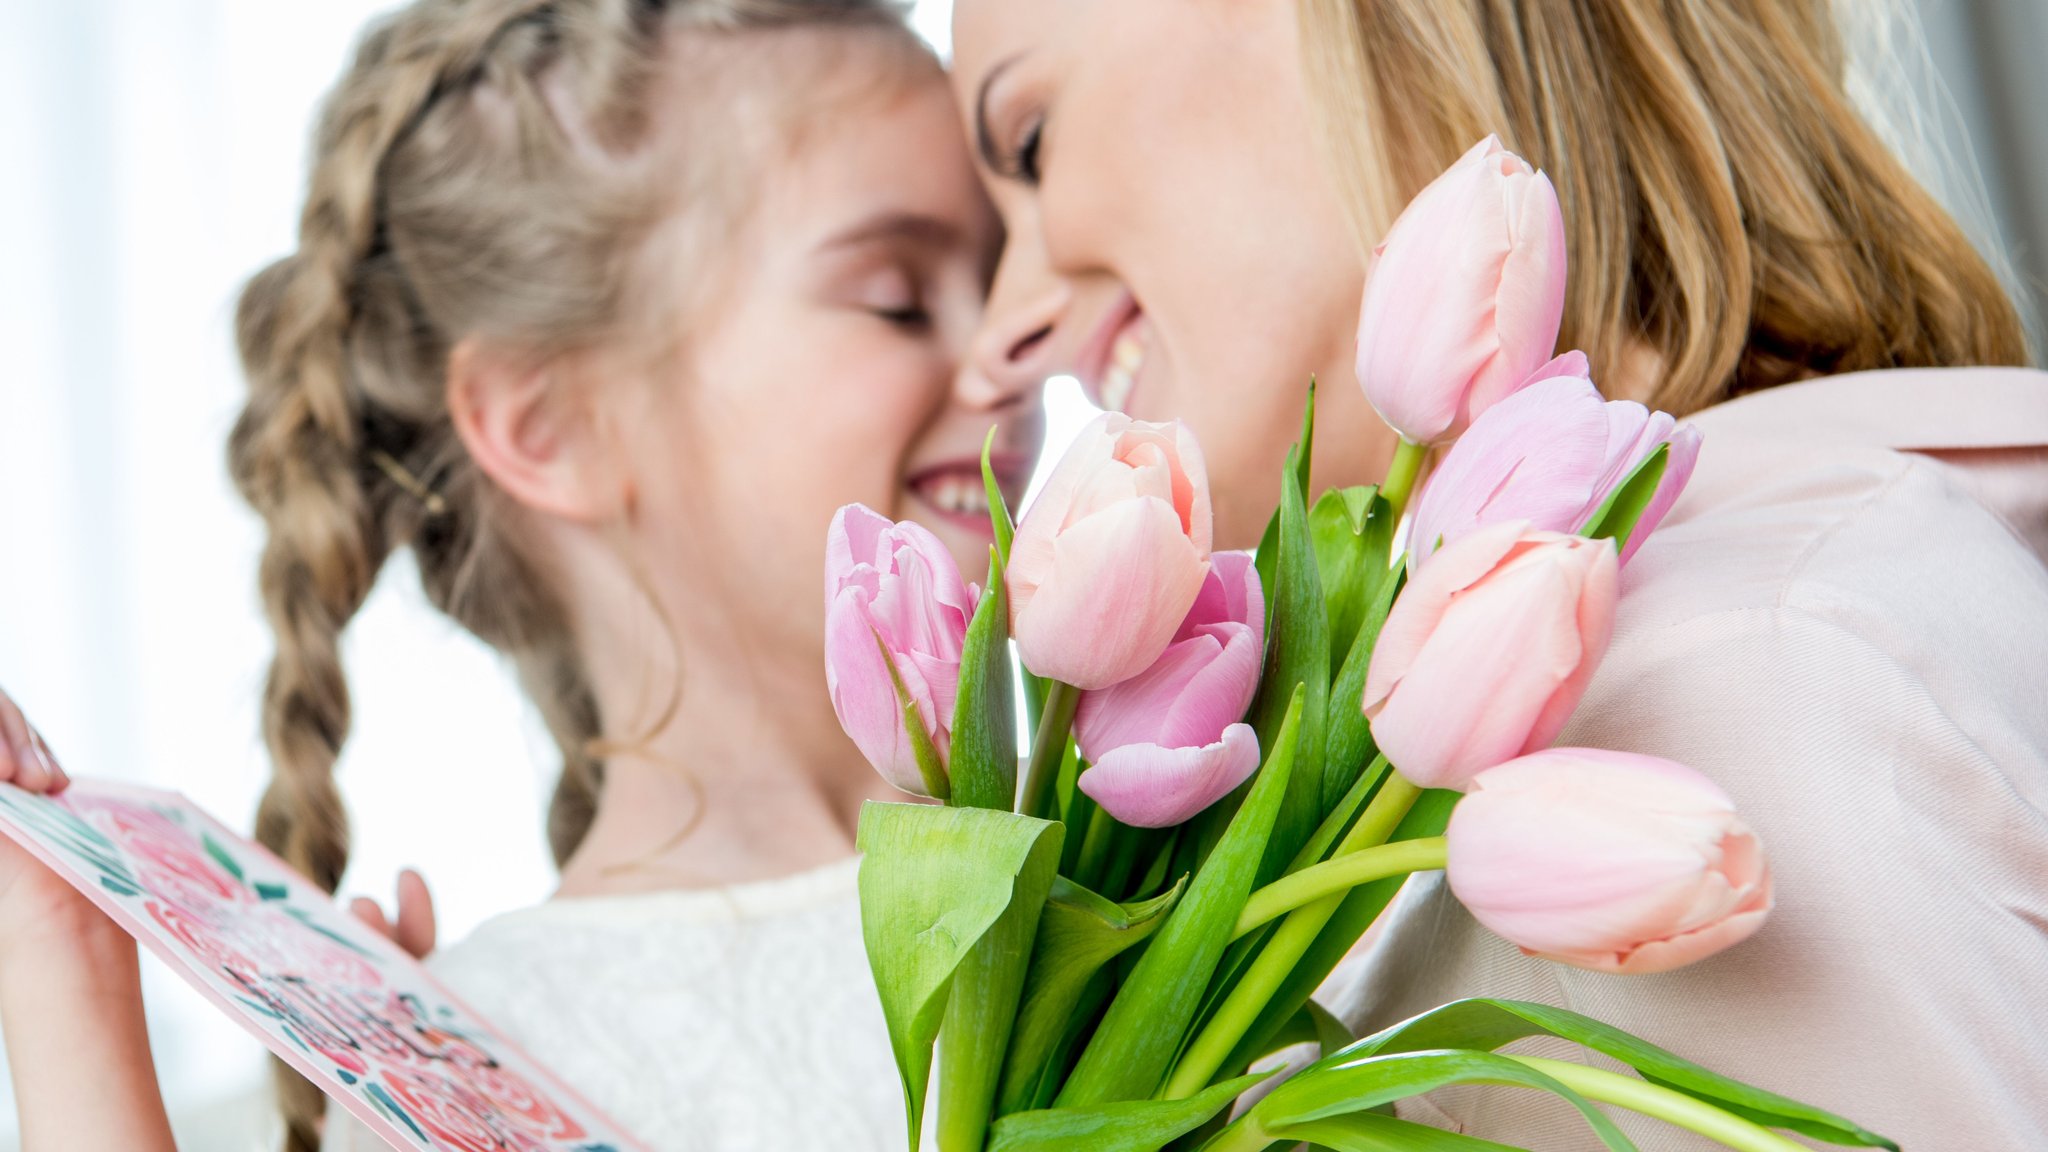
[874,303,931,330]
[1014,116,1045,185]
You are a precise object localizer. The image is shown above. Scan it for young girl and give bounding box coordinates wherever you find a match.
[0,0,1034,1148]
[950,1,2046,1148]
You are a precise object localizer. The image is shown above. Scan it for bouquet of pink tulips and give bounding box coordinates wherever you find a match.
[827,138,1893,1152]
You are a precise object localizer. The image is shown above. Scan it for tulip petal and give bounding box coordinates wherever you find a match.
[1015,497,1209,689]
[825,590,928,795]
[1519,350,1590,387]
[1368,554,1587,787]
[1518,539,1618,752]
[1469,167,1567,423]
[1407,377,1609,564]
[1446,750,1772,973]
[1075,552,1264,756]
[1365,520,1532,714]
[1078,724,1262,828]
[1076,632,1226,753]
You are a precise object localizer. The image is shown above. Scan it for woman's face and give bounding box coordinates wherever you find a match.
[623,46,1035,663]
[952,0,1393,548]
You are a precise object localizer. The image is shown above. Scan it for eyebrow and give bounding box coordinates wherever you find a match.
[815,211,963,255]
[974,55,1023,174]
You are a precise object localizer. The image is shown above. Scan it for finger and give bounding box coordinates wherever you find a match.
[348,897,396,942]
[0,693,31,786]
[2,712,50,794]
[28,729,68,793]
[394,868,437,958]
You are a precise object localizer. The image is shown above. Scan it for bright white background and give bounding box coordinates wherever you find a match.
[0,0,2035,1147]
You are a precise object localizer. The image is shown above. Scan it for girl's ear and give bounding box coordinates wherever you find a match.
[447,338,629,523]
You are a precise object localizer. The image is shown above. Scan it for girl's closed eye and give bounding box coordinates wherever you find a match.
[815,246,936,331]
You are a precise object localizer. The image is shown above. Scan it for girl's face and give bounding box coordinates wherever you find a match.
[951,0,1389,549]
[621,48,1034,662]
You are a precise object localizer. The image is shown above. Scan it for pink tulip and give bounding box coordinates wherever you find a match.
[1606,417,1702,566]
[1363,523,1617,789]
[1074,552,1264,827]
[1446,749,1773,974]
[1355,136,1569,444]
[1407,375,1702,568]
[1009,413,1214,690]
[824,504,976,796]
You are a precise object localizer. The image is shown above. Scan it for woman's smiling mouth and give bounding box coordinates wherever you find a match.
[1074,291,1148,414]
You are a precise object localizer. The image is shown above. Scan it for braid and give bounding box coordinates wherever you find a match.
[228,7,563,1148]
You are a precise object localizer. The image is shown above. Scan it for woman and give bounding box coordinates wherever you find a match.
[949,0,2048,1148]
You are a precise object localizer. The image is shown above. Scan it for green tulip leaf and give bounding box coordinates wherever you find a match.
[1235,1048,1636,1152]
[1249,455,1331,884]
[1579,443,1668,551]
[951,549,1018,811]
[1183,756,1388,1054]
[857,802,1063,1148]
[1297,377,1317,498]
[1331,999,1896,1149]
[990,1072,1269,1152]
[1255,381,1317,625]
[983,428,1049,736]
[997,874,1188,1115]
[1310,486,1395,679]
[982,426,1017,569]
[1261,1110,1528,1151]
[1056,690,1304,1107]
[1324,566,1404,803]
[1220,788,1459,1076]
[936,811,1064,1149]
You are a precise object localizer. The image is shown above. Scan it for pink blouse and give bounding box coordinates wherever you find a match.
[1330,367,2048,1150]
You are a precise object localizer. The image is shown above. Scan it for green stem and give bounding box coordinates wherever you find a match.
[1197,1117,1273,1152]
[1160,774,1425,1100]
[1329,773,1421,858]
[1232,837,1444,940]
[1073,803,1119,889]
[1378,437,1428,522]
[1017,679,1079,819]
[1506,1057,1815,1152]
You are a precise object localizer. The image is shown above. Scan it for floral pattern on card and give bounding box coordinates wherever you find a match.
[0,780,649,1152]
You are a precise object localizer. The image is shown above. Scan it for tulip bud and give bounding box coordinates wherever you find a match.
[1446,749,1773,974]
[824,504,976,796]
[1363,523,1617,789]
[1009,413,1214,690]
[1074,552,1264,827]
[1355,136,1569,444]
[1407,375,1702,568]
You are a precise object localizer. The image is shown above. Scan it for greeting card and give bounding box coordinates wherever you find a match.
[0,779,649,1152]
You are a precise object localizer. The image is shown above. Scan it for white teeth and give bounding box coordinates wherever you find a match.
[923,475,991,516]
[1101,329,1144,413]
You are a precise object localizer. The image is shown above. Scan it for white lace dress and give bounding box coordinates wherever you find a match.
[322,856,906,1151]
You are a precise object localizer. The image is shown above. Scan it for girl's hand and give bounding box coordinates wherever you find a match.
[0,686,117,970]
[349,868,439,960]
[0,685,175,1152]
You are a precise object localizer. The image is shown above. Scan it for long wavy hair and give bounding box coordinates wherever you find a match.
[1297,0,2033,414]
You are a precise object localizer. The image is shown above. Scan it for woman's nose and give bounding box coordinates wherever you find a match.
[962,217,1068,413]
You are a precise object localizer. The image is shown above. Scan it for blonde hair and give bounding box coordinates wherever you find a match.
[225,1,913,1146]
[1298,0,2033,414]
